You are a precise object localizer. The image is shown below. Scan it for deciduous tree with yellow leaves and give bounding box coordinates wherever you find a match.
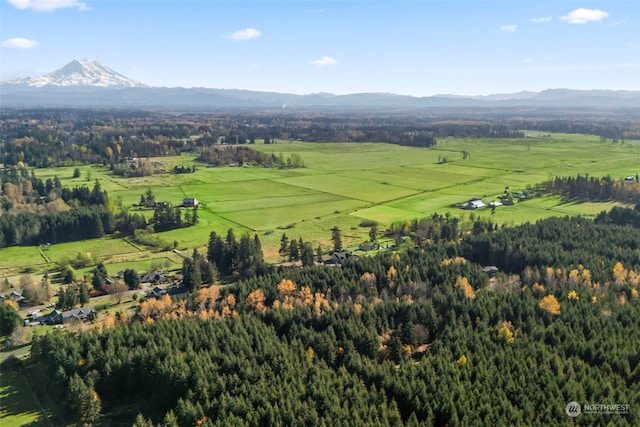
[539,294,561,315]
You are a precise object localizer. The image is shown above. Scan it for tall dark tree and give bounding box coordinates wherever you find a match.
[91,271,104,292]
[78,282,90,305]
[57,285,78,311]
[300,242,315,267]
[279,233,289,262]
[331,226,343,252]
[124,268,141,290]
[0,303,20,336]
[183,255,202,292]
[288,239,299,262]
[61,264,76,284]
[369,224,378,242]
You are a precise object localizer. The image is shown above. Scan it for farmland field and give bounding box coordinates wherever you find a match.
[1,134,638,281]
[0,367,50,427]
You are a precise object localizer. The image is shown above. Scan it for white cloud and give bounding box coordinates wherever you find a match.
[560,8,608,24]
[310,56,338,67]
[521,56,552,64]
[225,28,262,41]
[531,16,553,23]
[2,37,39,48]
[608,18,627,27]
[8,0,87,11]
[500,25,517,33]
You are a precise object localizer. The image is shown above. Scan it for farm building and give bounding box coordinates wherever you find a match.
[325,251,353,265]
[183,198,199,207]
[465,199,486,210]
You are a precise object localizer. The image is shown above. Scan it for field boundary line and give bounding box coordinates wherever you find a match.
[37,246,52,263]
[122,237,145,252]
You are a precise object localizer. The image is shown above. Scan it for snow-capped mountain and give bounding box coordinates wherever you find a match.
[6,59,147,88]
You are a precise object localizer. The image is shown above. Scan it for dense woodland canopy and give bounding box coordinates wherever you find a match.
[2,109,637,168]
[28,212,640,426]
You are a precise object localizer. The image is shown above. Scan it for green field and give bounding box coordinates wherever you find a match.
[0,366,50,427]
[1,134,638,280]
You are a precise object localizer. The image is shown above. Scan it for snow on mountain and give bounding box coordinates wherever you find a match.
[6,59,148,88]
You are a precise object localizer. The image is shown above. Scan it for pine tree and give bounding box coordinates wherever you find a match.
[289,239,299,262]
[183,256,202,292]
[79,282,90,305]
[331,226,342,252]
[279,233,289,262]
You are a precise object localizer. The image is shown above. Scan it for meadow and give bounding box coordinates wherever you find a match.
[1,133,637,282]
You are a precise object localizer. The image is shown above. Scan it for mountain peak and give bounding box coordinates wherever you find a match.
[6,59,148,88]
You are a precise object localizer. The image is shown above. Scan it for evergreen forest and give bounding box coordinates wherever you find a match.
[27,211,640,426]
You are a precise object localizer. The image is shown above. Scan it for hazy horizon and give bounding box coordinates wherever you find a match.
[2,0,639,96]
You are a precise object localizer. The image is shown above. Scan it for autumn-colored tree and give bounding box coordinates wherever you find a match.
[628,270,640,287]
[196,286,220,309]
[360,272,377,295]
[497,321,515,344]
[313,292,330,315]
[457,354,468,366]
[568,269,580,287]
[387,266,397,289]
[539,294,561,315]
[613,261,628,285]
[138,294,173,321]
[277,279,296,296]
[103,312,116,329]
[532,282,545,294]
[221,294,237,318]
[246,289,266,313]
[298,286,313,306]
[567,290,579,300]
[455,276,475,299]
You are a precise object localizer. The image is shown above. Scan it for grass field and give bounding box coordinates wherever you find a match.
[0,366,50,427]
[1,134,638,280]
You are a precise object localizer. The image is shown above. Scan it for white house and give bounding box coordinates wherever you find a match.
[465,199,486,210]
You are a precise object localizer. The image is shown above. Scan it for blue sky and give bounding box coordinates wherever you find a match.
[1,0,638,95]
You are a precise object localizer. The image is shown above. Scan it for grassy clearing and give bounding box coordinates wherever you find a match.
[0,246,46,270]
[0,366,50,427]
[44,237,142,265]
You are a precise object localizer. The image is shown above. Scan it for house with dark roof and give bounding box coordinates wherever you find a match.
[183,198,199,207]
[62,306,96,324]
[325,251,353,265]
[140,271,167,284]
[482,266,500,277]
[150,286,166,299]
[43,306,97,325]
[0,290,26,306]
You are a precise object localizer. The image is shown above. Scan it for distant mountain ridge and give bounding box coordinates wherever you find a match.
[6,59,147,88]
[2,60,639,109]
